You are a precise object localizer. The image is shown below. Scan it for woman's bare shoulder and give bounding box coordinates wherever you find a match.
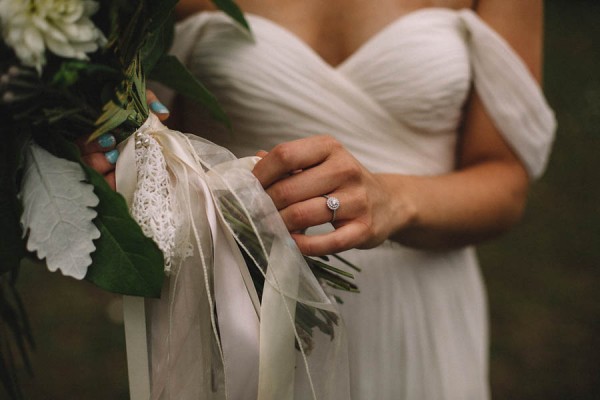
[175,0,217,21]
[474,0,543,80]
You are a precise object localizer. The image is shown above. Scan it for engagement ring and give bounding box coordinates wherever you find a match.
[322,194,340,223]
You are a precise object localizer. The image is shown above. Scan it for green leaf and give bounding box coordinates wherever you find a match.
[0,270,33,400]
[0,130,28,275]
[146,0,178,32]
[50,60,88,87]
[211,0,251,32]
[142,16,175,73]
[83,164,165,297]
[90,54,148,142]
[89,104,131,142]
[48,135,165,298]
[150,55,230,128]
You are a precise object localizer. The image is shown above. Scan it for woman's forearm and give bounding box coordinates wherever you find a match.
[384,159,529,249]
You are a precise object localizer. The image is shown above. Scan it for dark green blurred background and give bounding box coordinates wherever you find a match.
[8,0,600,398]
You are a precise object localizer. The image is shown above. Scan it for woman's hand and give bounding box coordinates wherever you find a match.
[254,123,529,256]
[252,135,413,256]
[76,90,170,189]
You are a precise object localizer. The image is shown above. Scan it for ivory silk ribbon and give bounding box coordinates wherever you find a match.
[116,114,340,400]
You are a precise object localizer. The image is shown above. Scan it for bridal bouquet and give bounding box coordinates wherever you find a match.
[0,0,356,398]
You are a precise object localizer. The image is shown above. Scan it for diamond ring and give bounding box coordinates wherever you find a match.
[322,195,340,223]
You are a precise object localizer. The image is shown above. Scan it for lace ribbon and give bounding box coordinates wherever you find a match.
[116,114,350,400]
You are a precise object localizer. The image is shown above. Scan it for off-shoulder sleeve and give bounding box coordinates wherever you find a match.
[459,9,556,179]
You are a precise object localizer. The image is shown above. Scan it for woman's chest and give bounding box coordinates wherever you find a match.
[233,0,475,67]
[186,9,472,137]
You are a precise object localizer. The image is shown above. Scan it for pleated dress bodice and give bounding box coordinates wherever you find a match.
[174,8,554,178]
[168,8,555,400]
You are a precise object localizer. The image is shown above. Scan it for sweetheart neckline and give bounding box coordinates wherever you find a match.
[240,7,462,70]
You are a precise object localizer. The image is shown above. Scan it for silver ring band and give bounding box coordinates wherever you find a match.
[322,195,340,223]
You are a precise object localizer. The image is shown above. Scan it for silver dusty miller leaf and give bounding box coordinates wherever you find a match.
[19,142,100,279]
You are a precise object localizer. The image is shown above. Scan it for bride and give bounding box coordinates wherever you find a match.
[81,0,555,398]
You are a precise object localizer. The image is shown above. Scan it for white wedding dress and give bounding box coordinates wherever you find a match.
[166,7,556,399]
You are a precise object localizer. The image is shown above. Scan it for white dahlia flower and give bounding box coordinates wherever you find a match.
[0,0,106,73]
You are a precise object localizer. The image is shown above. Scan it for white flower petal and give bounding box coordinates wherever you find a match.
[23,26,45,54]
[31,15,50,33]
[46,36,76,58]
[83,1,99,16]
[43,22,69,43]
[71,40,98,53]
[1,0,103,69]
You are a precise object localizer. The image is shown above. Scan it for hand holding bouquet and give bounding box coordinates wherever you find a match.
[0,1,357,398]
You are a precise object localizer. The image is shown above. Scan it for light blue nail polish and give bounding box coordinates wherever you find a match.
[150,100,169,114]
[98,133,116,148]
[105,149,119,165]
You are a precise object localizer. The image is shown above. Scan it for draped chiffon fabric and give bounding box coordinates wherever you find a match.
[166,7,556,399]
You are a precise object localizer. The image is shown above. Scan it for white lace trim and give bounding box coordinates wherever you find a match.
[130,126,191,274]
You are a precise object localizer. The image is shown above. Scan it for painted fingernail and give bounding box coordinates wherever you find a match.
[105,149,119,165]
[97,133,116,148]
[150,100,169,115]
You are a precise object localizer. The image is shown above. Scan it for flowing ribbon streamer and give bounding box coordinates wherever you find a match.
[117,114,349,400]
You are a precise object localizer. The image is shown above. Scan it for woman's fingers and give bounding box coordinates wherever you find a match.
[75,132,118,190]
[105,171,116,189]
[265,163,335,209]
[147,90,170,121]
[280,196,340,232]
[72,89,167,193]
[252,135,340,188]
[253,135,395,254]
[76,133,116,155]
[280,191,364,232]
[291,223,367,256]
[81,150,119,175]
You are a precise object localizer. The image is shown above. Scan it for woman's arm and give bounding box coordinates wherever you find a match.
[253,0,544,255]
[388,0,544,248]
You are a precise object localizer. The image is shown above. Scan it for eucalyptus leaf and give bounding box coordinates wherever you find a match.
[19,142,101,280]
[150,55,230,128]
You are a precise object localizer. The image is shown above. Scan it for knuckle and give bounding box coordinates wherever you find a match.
[81,154,95,168]
[336,160,361,182]
[301,240,316,255]
[331,234,350,252]
[322,135,341,151]
[84,153,108,173]
[272,143,294,166]
[354,188,370,213]
[346,163,362,180]
[288,206,308,228]
[359,220,376,243]
[270,181,294,206]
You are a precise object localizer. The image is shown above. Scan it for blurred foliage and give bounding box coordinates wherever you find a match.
[479,0,600,399]
[10,0,600,398]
